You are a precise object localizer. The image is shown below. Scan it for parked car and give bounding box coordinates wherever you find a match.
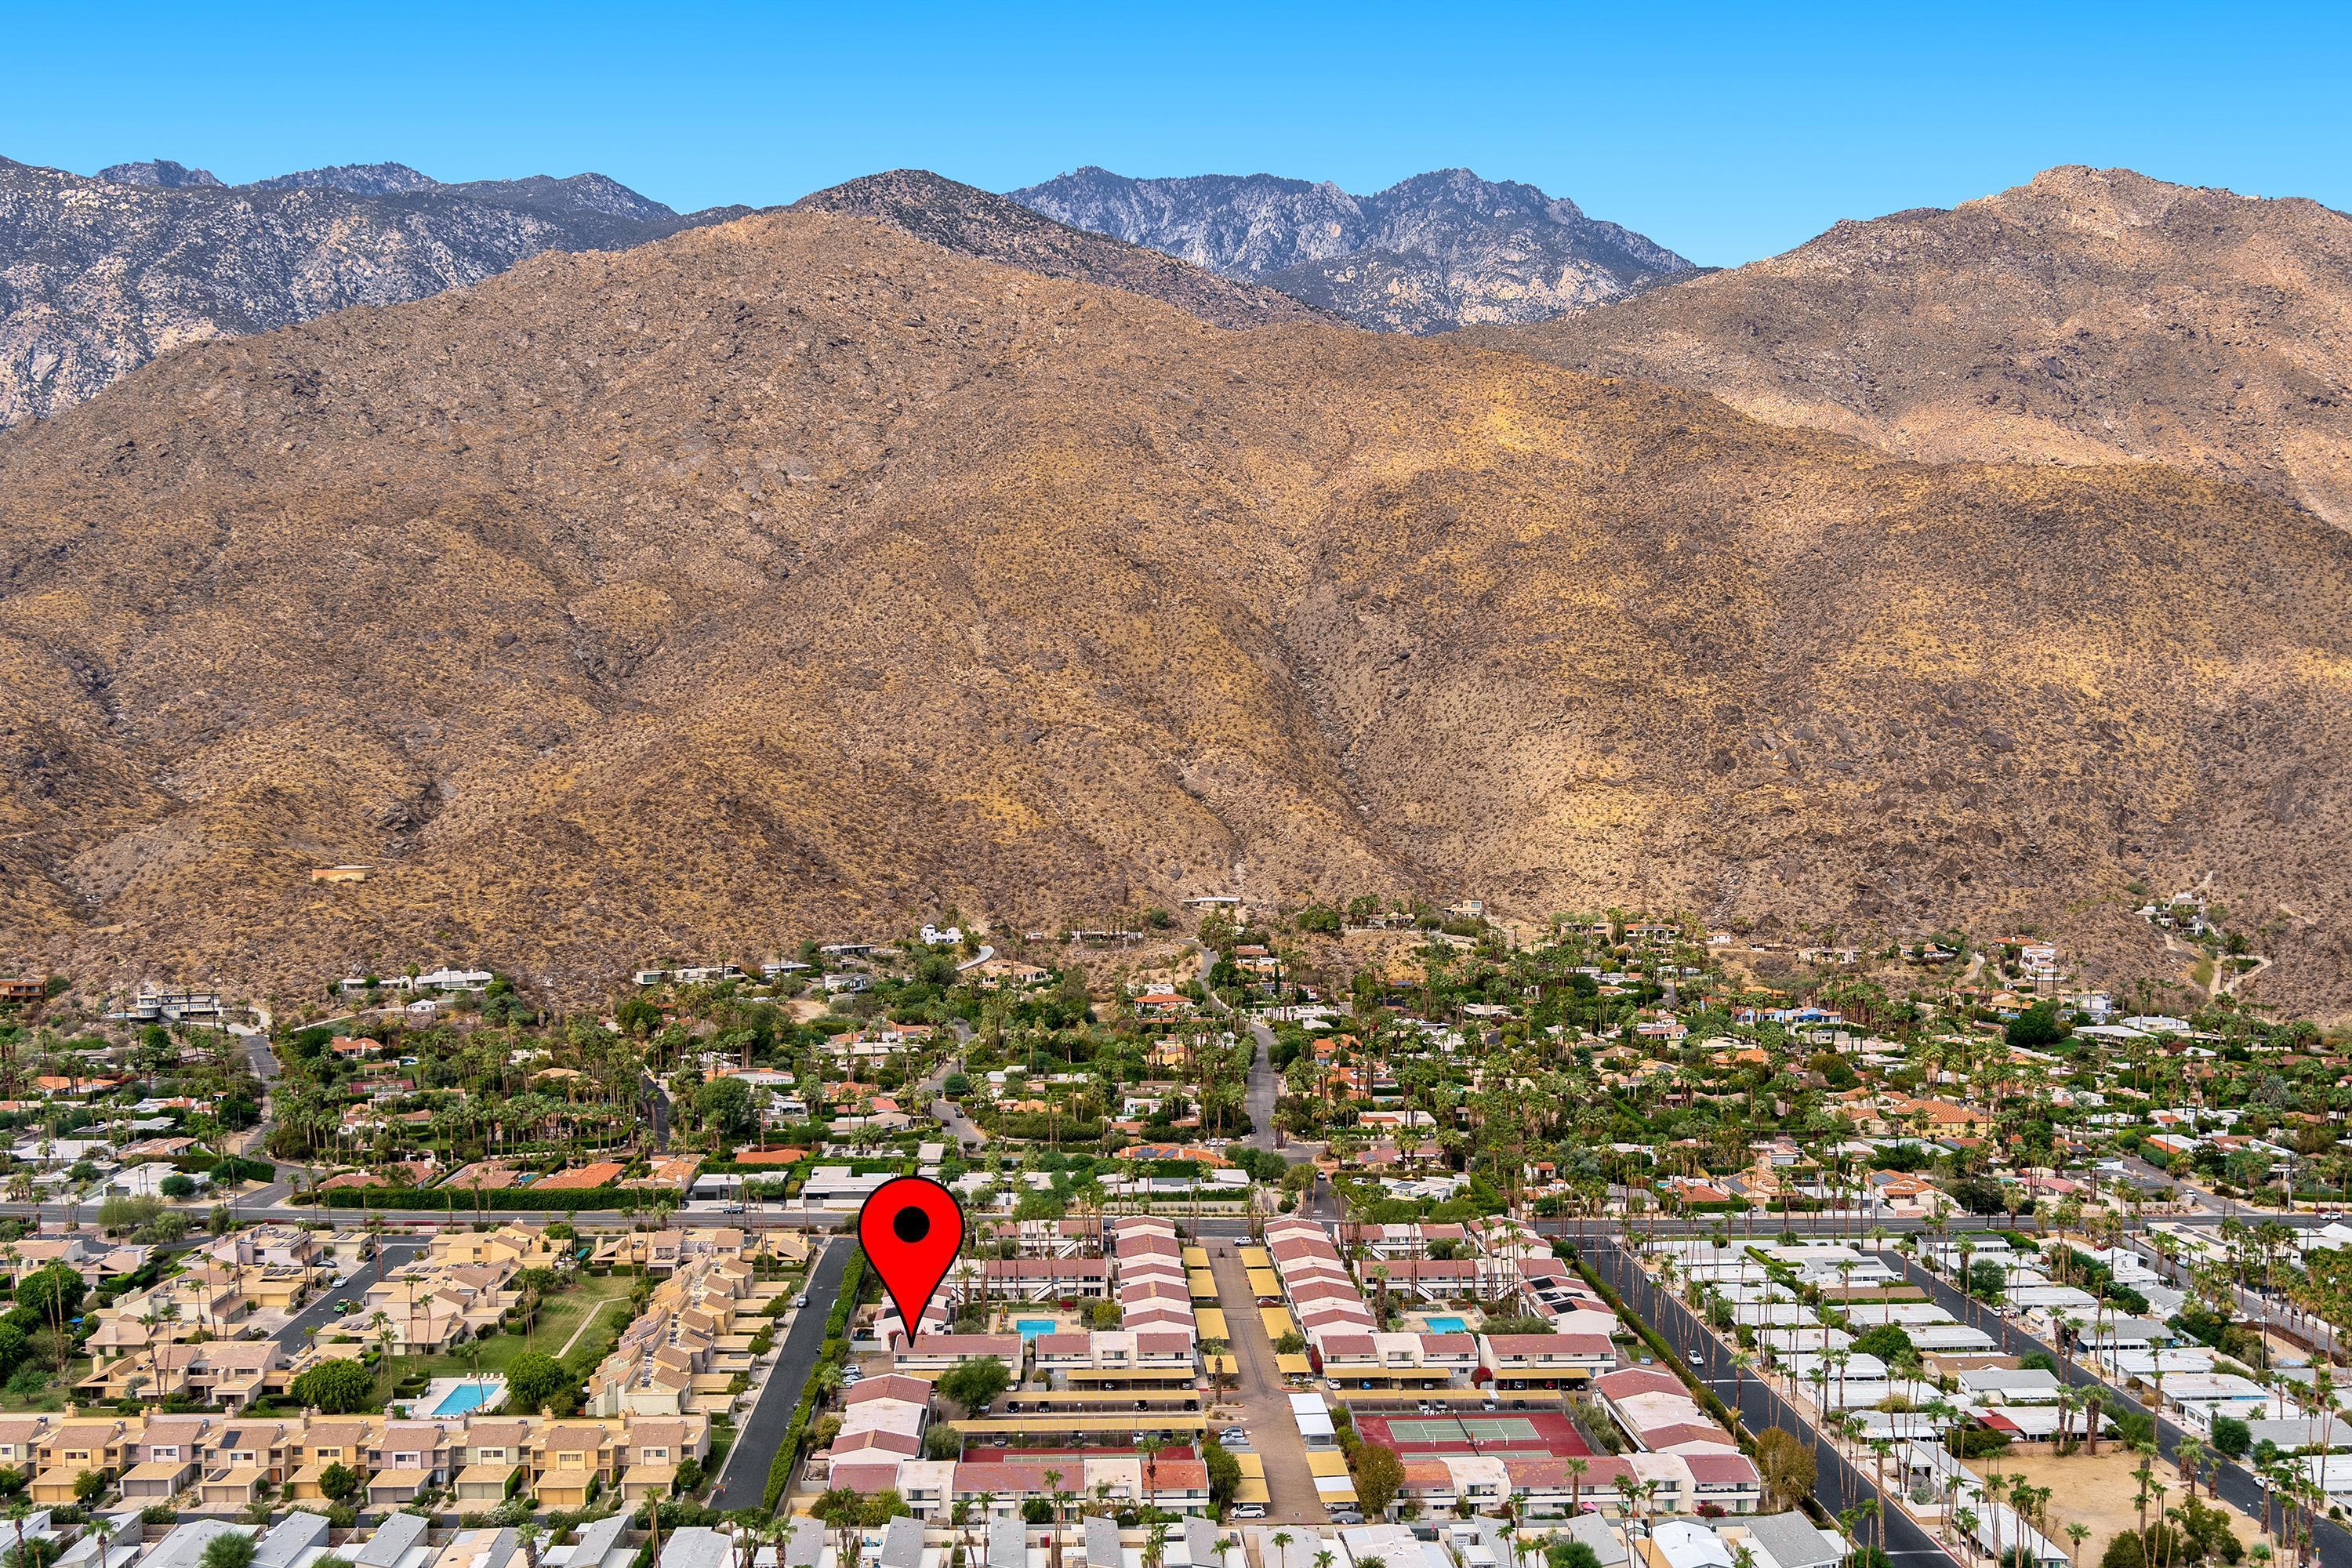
[1232,1505,1267,1520]
[792,1294,810,1309]
[1219,1427,1250,1446]
[1330,1511,1364,1526]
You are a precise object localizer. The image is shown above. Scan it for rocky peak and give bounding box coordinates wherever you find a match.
[1496,163,2352,524]
[96,158,223,188]
[1977,165,2210,234]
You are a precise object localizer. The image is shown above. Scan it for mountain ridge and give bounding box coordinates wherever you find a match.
[1487,165,2352,524]
[0,153,749,428]
[4,205,2350,1011]
[789,169,1332,329]
[1013,165,1693,332]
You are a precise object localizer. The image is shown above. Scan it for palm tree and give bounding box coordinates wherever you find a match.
[2175,1436,2204,1492]
[1047,1474,1073,1568]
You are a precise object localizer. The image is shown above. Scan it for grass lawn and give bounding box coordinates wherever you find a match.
[330,1272,640,1401]
[0,1358,89,1411]
[703,1419,736,1480]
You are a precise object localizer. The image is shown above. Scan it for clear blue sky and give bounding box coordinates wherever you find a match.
[6,0,2347,267]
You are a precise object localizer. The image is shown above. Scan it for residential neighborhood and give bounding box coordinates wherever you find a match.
[2,897,2350,1568]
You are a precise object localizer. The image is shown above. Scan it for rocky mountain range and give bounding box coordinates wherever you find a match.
[791,170,1330,329]
[1013,166,1693,332]
[0,155,750,427]
[1489,166,2352,524]
[5,204,2351,1009]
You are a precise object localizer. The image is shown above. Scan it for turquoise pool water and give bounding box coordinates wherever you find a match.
[1425,1315,1470,1334]
[1016,1319,1058,1339]
[432,1381,499,1417]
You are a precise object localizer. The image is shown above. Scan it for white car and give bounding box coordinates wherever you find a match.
[1232,1505,1267,1520]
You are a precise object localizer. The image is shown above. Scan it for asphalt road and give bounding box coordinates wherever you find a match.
[233,1024,281,1083]
[1243,1018,1294,1160]
[0,1201,2326,1240]
[913,1051,985,1152]
[1585,1240,1955,1564]
[270,1237,425,1351]
[710,1236,848,1510]
[1889,1250,2349,1568]
[640,1068,672,1152]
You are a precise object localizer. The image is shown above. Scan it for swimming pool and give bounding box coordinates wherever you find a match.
[1424,1315,1470,1334]
[430,1379,501,1417]
[1015,1319,1058,1340]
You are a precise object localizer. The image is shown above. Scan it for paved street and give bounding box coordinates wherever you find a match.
[914,1050,985,1152]
[640,1068,672,1152]
[1888,1249,2351,1568]
[270,1237,424,1352]
[1243,1018,1321,1168]
[233,1024,281,1083]
[1207,1240,1327,1523]
[710,1237,848,1510]
[1585,1240,1955,1564]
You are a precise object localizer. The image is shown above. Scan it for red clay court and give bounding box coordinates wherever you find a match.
[1355,1410,1590,1457]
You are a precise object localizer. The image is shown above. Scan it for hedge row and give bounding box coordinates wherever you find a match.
[314,1185,638,1211]
[763,1247,866,1510]
[174,1153,275,1183]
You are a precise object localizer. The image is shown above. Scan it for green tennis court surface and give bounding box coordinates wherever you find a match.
[1385,1416,1544,1443]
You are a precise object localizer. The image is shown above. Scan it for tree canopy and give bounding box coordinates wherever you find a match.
[935,1356,1011,1412]
[504,1351,583,1416]
[291,1359,375,1414]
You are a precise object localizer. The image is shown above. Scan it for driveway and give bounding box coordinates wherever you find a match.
[1207,1242,1326,1524]
[710,1237,848,1509]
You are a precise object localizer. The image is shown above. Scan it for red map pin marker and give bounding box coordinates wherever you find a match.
[857,1175,965,1345]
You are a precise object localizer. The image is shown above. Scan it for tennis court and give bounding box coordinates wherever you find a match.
[1382,1415,1544,1443]
[1355,1410,1590,1456]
